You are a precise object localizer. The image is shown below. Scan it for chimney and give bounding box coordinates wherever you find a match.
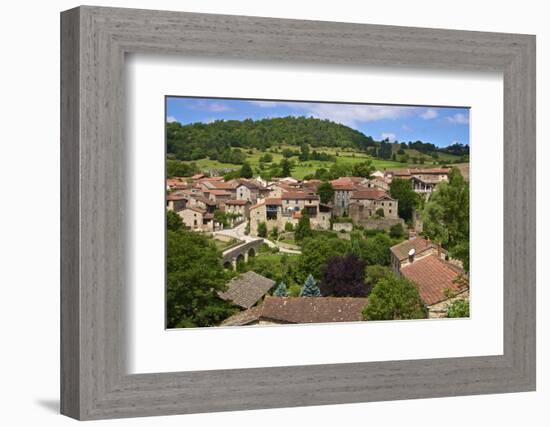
[408,248,416,264]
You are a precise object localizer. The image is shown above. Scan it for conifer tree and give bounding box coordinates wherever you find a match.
[274,281,288,297]
[299,274,321,297]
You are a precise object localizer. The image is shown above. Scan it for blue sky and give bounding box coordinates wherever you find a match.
[166,97,469,148]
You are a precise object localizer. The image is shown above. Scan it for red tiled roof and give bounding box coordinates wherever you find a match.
[220,296,369,326]
[261,296,368,324]
[264,198,282,205]
[184,206,206,215]
[410,168,451,174]
[209,189,232,196]
[281,191,319,200]
[390,237,439,261]
[225,199,250,206]
[193,195,217,206]
[166,191,188,201]
[400,255,468,305]
[350,189,393,200]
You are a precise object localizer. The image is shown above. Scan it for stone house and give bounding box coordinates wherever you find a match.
[166,191,187,212]
[235,180,260,203]
[348,189,398,219]
[249,193,331,236]
[224,199,250,221]
[178,206,215,232]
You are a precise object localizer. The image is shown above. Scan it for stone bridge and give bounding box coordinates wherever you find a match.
[222,238,263,270]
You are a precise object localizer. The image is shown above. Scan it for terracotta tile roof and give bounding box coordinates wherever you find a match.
[330,177,366,191]
[410,168,451,175]
[218,271,276,309]
[191,174,205,180]
[236,179,260,189]
[184,206,206,215]
[350,189,393,200]
[220,306,264,326]
[400,255,468,305]
[220,296,369,326]
[225,199,250,206]
[260,296,368,324]
[209,189,232,196]
[281,192,319,200]
[166,192,187,201]
[390,237,438,261]
[264,198,282,205]
[193,195,217,206]
[386,168,412,177]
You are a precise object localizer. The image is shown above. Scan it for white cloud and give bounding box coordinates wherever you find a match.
[166,116,177,123]
[402,124,413,132]
[420,108,438,120]
[381,132,397,142]
[247,101,416,126]
[447,113,469,124]
[189,101,232,112]
[247,100,279,108]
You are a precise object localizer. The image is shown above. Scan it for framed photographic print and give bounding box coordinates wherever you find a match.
[61,6,536,420]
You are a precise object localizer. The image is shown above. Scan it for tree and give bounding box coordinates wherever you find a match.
[389,222,405,239]
[352,160,374,178]
[422,168,469,270]
[351,232,393,266]
[166,210,183,232]
[257,221,268,238]
[320,254,369,297]
[317,181,334,204]
[213,209,228,228]
[362,276,427,320]
[294,214,313,242]
[239,162,253,179]
[274,281,288,297]
[389,178,421,221]
[270,226,279,240]
[280,158,292,177]
[284,222,294,232]
[260,153,273,163]
[447,299,470,318]
[166,229,237,328]
[365,265,393,289]
[299,274,321,297]
[375,208,385,217]
[298,236,350,282]
[299,143,310,161]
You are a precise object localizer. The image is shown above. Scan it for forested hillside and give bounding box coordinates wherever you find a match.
[166,116,376,161]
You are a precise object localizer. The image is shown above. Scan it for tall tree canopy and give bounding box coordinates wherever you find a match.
[320,254,369,297]
[422,167,469,270]
[317,181,334,204]
[166,228,236,328]
[362,276,427,321]
[297,235,350,282]
[389,178,421,222]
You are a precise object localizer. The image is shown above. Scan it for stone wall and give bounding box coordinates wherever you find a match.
[332,222,353,232]
[358,217,405,231]
[428,290,469,319]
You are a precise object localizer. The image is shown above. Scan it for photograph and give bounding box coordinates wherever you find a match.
[165,97,470,328]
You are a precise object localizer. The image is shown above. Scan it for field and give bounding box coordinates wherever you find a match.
[185,145,464,179]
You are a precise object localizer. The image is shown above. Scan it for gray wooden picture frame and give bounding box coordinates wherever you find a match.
[60,5,536,421]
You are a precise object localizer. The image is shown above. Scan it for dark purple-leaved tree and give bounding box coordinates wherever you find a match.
[320,254,369,297]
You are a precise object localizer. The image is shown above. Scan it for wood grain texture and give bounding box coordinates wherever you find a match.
[60,6,536,420]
